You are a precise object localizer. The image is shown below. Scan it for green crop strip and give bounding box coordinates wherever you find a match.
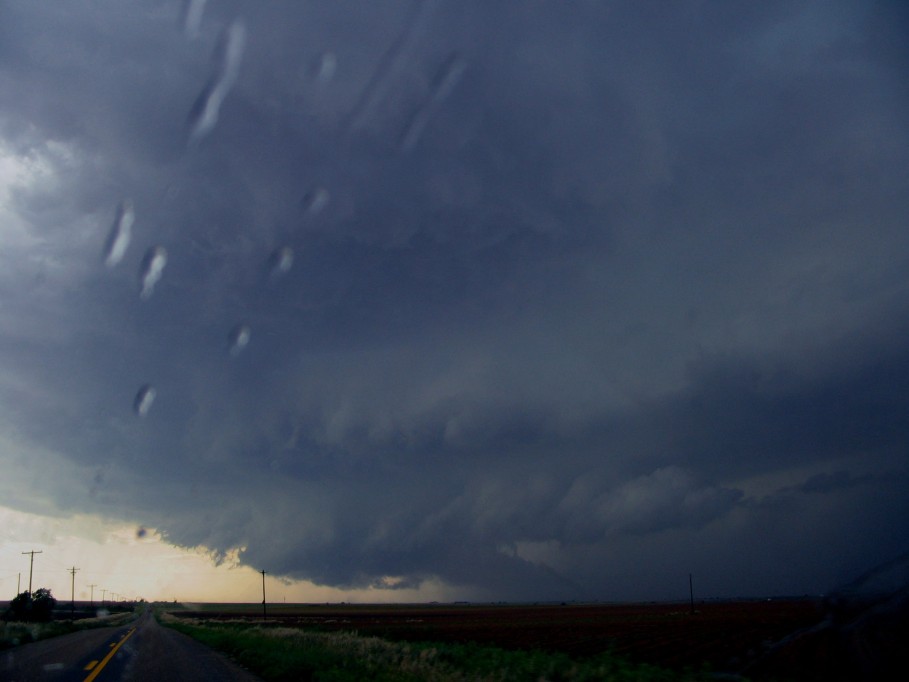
[161,617,716,682]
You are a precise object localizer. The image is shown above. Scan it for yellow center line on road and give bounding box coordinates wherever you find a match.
[83,660,98,671]
[82,627,136,682]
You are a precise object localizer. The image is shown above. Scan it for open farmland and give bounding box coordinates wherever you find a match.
[168,599,823,675]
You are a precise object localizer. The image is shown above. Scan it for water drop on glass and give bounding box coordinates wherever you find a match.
[182,0,208,38]
[138,246,167,300]
[430,53,467,103]
[228,323,251,356]
[103,200,134,267]
[401,53,467,152]
[267,246,294,278]
[302,187,330,215]
[314,52,337,82]
[187,19,246,143]
[134,384,156,417]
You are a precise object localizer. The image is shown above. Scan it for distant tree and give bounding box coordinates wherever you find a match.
[32,588,57,622]
[3,588,57,622]
[3,591,32,621]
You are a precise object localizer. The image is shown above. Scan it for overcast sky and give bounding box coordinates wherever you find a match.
[1,0,908,603]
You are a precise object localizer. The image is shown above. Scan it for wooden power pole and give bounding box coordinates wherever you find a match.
[260,570,267,622]
[21,550,42,594]
[689,573,695,614]
[69,567,80,618]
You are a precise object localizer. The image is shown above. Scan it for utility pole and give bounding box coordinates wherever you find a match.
[88,584,97,609]
[101,588,107,604]
[689,573,695,615]
[17,573,20,596]
[68,567,80,619]
[21,550,42,595]
[260,570,267,622]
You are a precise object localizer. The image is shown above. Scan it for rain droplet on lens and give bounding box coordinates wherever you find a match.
[301,187,330,215]
[267,246,294,278]
[182,0,208,38]
[429,52,467,104]
[401,53,467,152]
[187,19,246,144]
[228,323,251,356]
[314,52,337,82]
[138,246,167,300]
[103,200,135,267]
[187,83,222,143]
[134,384,156,417]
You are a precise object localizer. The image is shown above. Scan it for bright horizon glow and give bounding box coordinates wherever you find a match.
[0,505,461,604]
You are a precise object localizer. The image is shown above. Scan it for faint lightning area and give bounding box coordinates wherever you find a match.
[345,0,440,135]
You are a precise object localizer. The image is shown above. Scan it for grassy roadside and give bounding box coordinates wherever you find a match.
[0,610,139,649]
[159,613,713,682]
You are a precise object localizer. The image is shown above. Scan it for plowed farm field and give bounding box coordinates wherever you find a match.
[172,599,823,673]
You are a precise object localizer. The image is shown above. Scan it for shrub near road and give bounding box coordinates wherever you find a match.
[0,602,140,650]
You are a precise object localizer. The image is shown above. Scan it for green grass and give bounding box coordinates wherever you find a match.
[160,614,713,682]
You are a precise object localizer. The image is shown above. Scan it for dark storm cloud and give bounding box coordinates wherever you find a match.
[1,0,908,600]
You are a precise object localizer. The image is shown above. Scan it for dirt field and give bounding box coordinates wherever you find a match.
[172,599,823,674]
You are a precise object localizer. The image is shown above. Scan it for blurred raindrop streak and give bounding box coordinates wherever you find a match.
[267,246,294,279]
[133,384,156,417]
[181,0,208,38]
[187,18,246,143]
[301,187,330,215]
[138,246,167,300]
[228,323,251,356]
[400,53,467,152]
[346,0,438,134]
[102,200,134,267]
[314,52,337,83]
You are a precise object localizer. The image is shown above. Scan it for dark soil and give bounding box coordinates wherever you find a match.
[175,599,824,674]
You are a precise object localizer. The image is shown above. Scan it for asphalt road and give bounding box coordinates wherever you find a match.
[0,609,261,681]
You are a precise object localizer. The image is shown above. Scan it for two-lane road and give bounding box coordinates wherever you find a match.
[0,610,260,681]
